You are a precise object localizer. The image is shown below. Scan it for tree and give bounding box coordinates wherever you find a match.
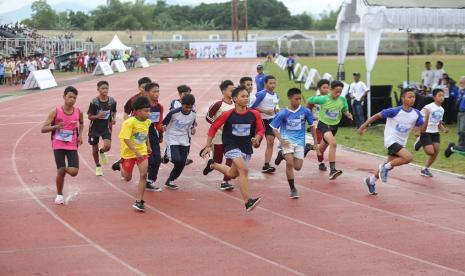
[24,0,57,29]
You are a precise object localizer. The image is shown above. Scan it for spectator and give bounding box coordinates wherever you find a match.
[286,55,296,80]
[433,61,445,85]
[349,72,370,128]
[421,61,435,90]
[0,59,4,85]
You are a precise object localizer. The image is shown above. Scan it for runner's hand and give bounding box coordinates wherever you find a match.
[55,122,64,129]
[200,146,211,158]
[97,111,106,119]
[191,128,196,135]
[281,139,290,149]
[135,152,143,160]
[358,126,365,136]
[78,135,83,145]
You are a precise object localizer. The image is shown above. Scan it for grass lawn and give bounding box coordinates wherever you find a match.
[263,55,465,176]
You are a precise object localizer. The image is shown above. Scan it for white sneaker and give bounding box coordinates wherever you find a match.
[55,195,64,205]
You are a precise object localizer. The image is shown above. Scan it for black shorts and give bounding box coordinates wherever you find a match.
[317,121,338,137]
[53,149,79,169]
[263,119,275,136]
[88,131,112,145]
[387,142,404,157]
[419,132,440,146]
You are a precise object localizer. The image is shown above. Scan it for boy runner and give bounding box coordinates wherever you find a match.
[202,85,263,212]
[307,80,353,180]
[146,82,164,192]
[206,80,235,191]
[359,88,424,195]
[87,80,117,176]
[271,88,319,199]
[41,86,84,205]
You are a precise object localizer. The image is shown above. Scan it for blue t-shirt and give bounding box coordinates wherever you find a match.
[287,58,295,67]
[270,106,314,146]
[0,64,4,75]
[255,73,266,93]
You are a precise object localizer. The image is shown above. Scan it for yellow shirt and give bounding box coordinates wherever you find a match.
[119,117,151,159]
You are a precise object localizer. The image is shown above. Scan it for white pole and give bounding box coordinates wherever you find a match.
[367,70,372,118]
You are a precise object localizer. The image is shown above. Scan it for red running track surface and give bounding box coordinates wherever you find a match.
[1,59,465,275]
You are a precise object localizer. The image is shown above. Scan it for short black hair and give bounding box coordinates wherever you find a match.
[425,61,431,64]
[287,88,302,98]
[232,85,247,98]
[177,85,191,94]
[132,96,151,110]
[265,75,276,83]
[181,94,195,105]
[401,88,415,97]
[239,76,253,85]
[437,61,444,66]
[317,79,330,89]
[64,86,78,96]
[138,77,152,87]
[432,88,444,97]
[219,80,234,92]
[97,80,108,88]
[145,82,159,92]
[330,80,344,89]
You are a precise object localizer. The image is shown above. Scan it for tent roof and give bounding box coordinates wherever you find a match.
[278,30,314,41]
[364,0,465,9]
[100,34,132,51]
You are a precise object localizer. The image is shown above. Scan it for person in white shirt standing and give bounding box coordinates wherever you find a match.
[433,60,445,86]
[413,88,449,177]
[349,72,369,128]
[421,61,435,90]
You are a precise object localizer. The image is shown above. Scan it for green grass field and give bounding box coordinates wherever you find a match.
[264,55,465,175]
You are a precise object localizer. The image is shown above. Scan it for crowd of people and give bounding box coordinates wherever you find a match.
[39,62,465,213]
[0,55,55,85]
[0,22,43,39]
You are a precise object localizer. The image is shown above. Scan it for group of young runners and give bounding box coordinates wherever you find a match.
[41,65,460,212]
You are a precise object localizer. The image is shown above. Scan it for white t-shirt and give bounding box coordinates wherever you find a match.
[381,107,424,148]
[433,68,445,85]
[349,81,369,101]
[248,92,256,107]
[421,69,435,88]
[422,102,444,133]
[251,90,279,120]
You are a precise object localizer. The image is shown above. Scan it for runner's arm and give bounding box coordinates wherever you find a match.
[41,109,57,133]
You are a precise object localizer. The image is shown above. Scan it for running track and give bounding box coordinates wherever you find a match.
[1,59,465,275]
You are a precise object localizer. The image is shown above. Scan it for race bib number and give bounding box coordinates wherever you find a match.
[149,112,160,123]
[286,118,302,131]
[133,132,148,144]
[232,124,251,137]
[56,129,73,142]
[100,110,111,120]
[325,110,339,120]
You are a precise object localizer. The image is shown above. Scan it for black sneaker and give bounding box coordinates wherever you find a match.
[165,180,179,190]
[111,160,121,171]
[261,164,276,173]
[318,162,327,171]
[162,153,170,164]
[304,143,312,157]
[329,169,343,180]
[274,150,284,166]
[420,168,433,177]
[413,137,422,151]
[203,159,215,176]
[146,180,163,192]
[445,142,455,158]
[185,158,193,166]
[245,197,261,212]
[289,188,299,199]
[132,200,145,212]
[220,182,234,191]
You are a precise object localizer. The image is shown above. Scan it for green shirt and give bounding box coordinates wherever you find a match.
[307,95,348,125]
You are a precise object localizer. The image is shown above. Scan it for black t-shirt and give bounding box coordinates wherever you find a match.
[124,93,141,115]
[87,97,117,136]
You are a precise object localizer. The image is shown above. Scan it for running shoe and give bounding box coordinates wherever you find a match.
[55,195,64,205]
[164,180,179,190]
[111,160,121,171]
[99,150,109,165]
[274,150,284,166]
[420,168,433,177]
[318,163,327,171]
[304,143,312,157]
[378,163,390,183]
[261,164,276,173]
[95,166,103,176]
[364,177,377,195]
[289,188,299,199]
[203,159,215,176]
[146,180,163,192]
[132,200,145,212]
[220,182,234,191]
[445,142,455,158]
[329,169,343,180]
[245,197,261,212]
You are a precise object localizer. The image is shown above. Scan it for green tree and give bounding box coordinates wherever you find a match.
[24,0,57,29]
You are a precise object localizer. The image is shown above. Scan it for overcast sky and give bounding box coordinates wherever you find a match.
[0,0,344,15]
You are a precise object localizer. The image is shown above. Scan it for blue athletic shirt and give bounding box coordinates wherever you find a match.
[255,73,266,93]
[270,106,314,147]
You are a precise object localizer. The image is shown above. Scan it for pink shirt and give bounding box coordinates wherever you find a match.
[52,106,80,150]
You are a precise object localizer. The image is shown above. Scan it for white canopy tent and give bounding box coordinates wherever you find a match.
[336,0,465,116]
[277,31,316,56]
[100,34,132,56]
